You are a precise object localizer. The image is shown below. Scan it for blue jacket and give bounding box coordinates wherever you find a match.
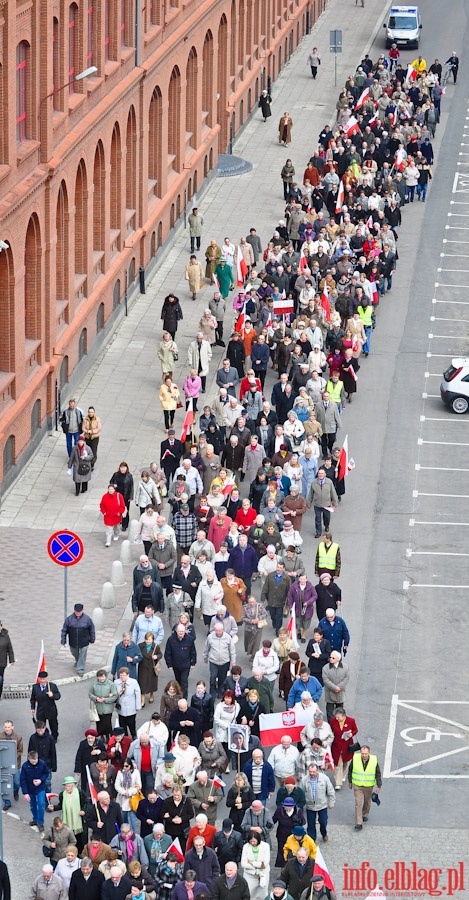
[287,676,323,708]
[318,615,350,652]
[20,758,49,795]
[252,342,270,373]
[243,758,276,800]
[164,630,197,670]
[228,544,259,581]
[111,641,142,678]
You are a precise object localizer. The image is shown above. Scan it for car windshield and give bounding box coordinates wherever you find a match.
[443,364,458,381]
[389,15,417,28]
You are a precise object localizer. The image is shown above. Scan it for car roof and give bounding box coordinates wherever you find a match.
[450,358,469,367]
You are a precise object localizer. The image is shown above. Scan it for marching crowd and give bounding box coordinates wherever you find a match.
[0,31,452,900]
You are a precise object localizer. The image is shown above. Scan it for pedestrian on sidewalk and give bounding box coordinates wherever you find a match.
[110,461,134,532]
[30,671,61,741]
[307,48,321,79]
[82,406,102,470]
[189,208,204,253]
[100,484,126,547]
[60,398,84,456]
[60,603,96,675]
[258,90,272,122]
[158,376,181,432]
[161,293,183,340]
[205,240,222,284]
[20,751,49,829]
[348,745,382,830]
[209,292,227,347]
[278,112,293,146]
[214,258,235,300]
[0,622,14,700]
[0,719,22,807]
[158,332,179,380]
[68,434,93,496]
[281,159,295,202]
[185,255,205,301]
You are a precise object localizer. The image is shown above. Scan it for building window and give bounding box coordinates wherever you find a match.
[96,302,105,332]
[105,0,111,60]
[79,327,88,359]
[3,436,15,476]
[31,399,41,437]
[87,4,94,66]
[121,0,133,47]
[16,41,28,143]
[69,4,78,92]
[53,18,60,110]
[113,279,121,309]
[60,356,69,388]
[129,259,135,283]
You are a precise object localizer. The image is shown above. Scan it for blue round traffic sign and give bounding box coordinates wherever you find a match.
[47,530,84,566]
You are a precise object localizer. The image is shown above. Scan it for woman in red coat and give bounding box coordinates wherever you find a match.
[100,484,126,547]
[330,707,358,789]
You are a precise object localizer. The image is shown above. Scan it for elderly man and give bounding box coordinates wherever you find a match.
[111,632,142,680]
[133,554,161,590]
[164,623,197,698]
[268,735,300,791]
[261,560,291,636]
[216,358,240,398]
[143,823,172,874]
[68,857,105,900]
[184,835,220,892]
[287,667,322,709]
[243,748,275,802]
[187,771,223,825]
[322,651,349,721]
[60,603,95,676]
[29,865,67,900]
[203,621,236,697]
[300,762,335,843]
[348,745,382,830]
[127,732,164,795]
[169,698,202,747]
[148,532,177,593]
[280,847,315,900]
[100,866,132,900]
[85,790,123,844]
[132,604,164,647]
[318,609,350,655]
[212,862,250,900]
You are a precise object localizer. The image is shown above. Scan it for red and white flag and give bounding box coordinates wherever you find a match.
[221,474,236,495]
[259,706,320,745]
[345,115,360,137]
[86,765,99,806]
[273,295,295,316]
[35,640,47,683]
[338,434,355,480]
[286,604,299,648]
[390,108,398,127]
[321,282,331,323]
[355,87,370,111]
[345,364,358,383]
[180,398,195,443]
[323,746,335,770]
[314,846,336,892]
[368,110,379,127]
[405,63,418,87]
[335,181,345,215]
[366,214,373,230]
[235,303,246,335]
[299,251,308,273]
[213,273,220,290]
[236,247,248,286]
[371,282,379,305]
[394,147,406,172]
[212,774,226,789]
[167,837,185,863]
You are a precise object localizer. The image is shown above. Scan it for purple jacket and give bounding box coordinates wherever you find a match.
[184,375,202,398]
[172,882,208,900]
[287,581,317,619]
[228,543,259,581]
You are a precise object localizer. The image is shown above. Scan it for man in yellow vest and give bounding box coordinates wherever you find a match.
[348,745,382,830]
[357,298,373,356]
[325,372,345,413]
[314,532,341,579]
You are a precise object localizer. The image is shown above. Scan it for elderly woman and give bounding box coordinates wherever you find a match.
[115,759,143,834]
[226,773,255,830]
[42,815,76,866]
[172,734,201,787]
[185,255,205,301]
[283,410,305,448]
[198,309,218,344]
[98,848,127,880]
[242,595,268,661]
[157,332,179,379]
[52,776,88,853]
[54,845,81,889]
[68,434,94,496]
[197,730,228,776]
[158,376,181,433]
[160,788,194,849]
[213,690,240,757]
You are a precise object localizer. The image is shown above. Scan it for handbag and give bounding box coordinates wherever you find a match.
[159,484,168,497]
[42,828,54,857]
[129,789,145,811]
[153,659,162,676]
[89,701,100,723]
[78,459,91,476]
[176,400,183,409]
[256,604,267,630]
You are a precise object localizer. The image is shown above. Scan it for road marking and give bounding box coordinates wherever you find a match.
[440,252,469,257]
[426,353,452,358]
[420,415,469,421]
[415,465,469,472]
[409,583,469,588]
[407,550,469,557]
[433,297,469,304]
[413,491,469,498]
[438,267,469,273]
[409,520,469,526]
[428,334,469,340]
[442,239,469,244]
[431,316,469,323]
[383,694,399,778]
[434,284,469,291]
[418,440,469,447]
[401,726,464,745]
[384,698,469,779]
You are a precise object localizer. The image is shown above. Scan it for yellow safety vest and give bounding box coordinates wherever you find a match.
[326,380,343,405]
[358,305,373,327]
[318,541,339,570]
[351,753,378,787]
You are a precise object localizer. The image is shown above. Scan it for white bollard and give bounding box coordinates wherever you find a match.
[92,606,105,630]
[120,539,133,566]
[128,519,140,542]
[110,560,125,586]
[100,582,116,609]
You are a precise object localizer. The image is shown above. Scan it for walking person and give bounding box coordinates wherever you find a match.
[348,745,382,830]
[281,159,295,202]
[68,434,93,496]
[161,294,183,340]
[300,763,335,843]
[0,623,15,700]
[82,406,102,470]
[187,335,212,395]
[307,48,321,79]
[189,208,204,253]
[306,468,338,538]
[158,376,181,433]
[20,751,49,829]
[100,484,126,547]
[185,255,205,301]
[258,90,272,122]
[135,471,161,517]
[158,332,179,380]
[60,604,95,676]
[30,671,61,741]
[114,668,142,739]
[60,399,84,456]
[278,112,293,146]
[110,461,134,532]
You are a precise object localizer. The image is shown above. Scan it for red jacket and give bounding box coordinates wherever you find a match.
[234,507,257,530]
[100,491,126,525]
[330,715,358,764]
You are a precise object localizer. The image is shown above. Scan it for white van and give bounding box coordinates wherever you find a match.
[384,6,422,49]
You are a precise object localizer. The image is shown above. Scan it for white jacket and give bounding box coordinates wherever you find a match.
[252,648,280,682]
[241,840,270,887]
[194,578,224,615]
[213,700,240,742]
[187,339,212,377]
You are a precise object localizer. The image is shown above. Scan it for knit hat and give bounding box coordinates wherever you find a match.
[292,826,305,836]
[320,573,331,581]
[284,776,296,785]
[84,729,98,737]
[164,752,176,762]
[312,875,325,883]
[289,652,300,661]
[74,603,84,612]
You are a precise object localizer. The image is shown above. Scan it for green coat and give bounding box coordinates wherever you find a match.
[215,262,234,299]
[89,677,118,714]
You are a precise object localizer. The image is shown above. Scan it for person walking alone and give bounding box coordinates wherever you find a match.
[307,48,321,79]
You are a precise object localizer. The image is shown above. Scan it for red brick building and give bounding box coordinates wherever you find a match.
[0,0,325,490]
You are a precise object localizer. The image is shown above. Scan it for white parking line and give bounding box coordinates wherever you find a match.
[412,491,469,498]
[420,415,469,422]
[438,267,469,273]
[409,520,469,526]
[428,334,468,339]
[440,252,469,257]
[406,584,469,589]
[418,440,469,446]
[433,298,469,304]
[415,465,469,472]
[407,550,469,557]
[430,317,469,323]
[442,240,469,244]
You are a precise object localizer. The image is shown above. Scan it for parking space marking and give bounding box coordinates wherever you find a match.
[414,465,469,472]
[409,520,469,526]
[384,697,469,779]
[407,583,469,588]
[420,415,469,422]
[418,439,469,447]
[412,491,469,498]
[430,316,469,322]
[406,550,469,557]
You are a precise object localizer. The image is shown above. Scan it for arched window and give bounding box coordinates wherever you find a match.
[96,302,105,332]
[126,107,137,230]
[202,33,214,128]
[25,215,42,349]
[113,278,121,309]
[168,67,181,173]
[170,204,175,229]
[93,141,106,259]
[78,327,88,359]
[16,41,29,142]
[194,171,198,195]
[110,124,121,244]
[53,18,60,110]
[56,181,69,329]
[87,3,94,67]
[31,399,41,437]
[238,0,245,69]
[204,155,208,177]
[240,99,244,126]
[150,232,156,257]
[186,49,197,150]
[188,178,192,201]
[60,355,69,388]
[74,160,88,279]
[0,245,15,372]
[128,258,135,282]
[157,222,163,248]
[230,1,236,80]
[149,87,163,199]
[217,16,228,152]
[68,4,79,92]
[3,436,15,476]
[176,195,181,220]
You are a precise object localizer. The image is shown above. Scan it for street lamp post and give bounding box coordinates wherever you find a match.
[38,66,98,151]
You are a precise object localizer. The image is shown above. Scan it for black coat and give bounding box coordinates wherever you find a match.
[225,784,255,830]
[111,469,134,503]
[132,581,165,614]
[273,805,305,866]
[136,796,164,838]
[226,341,246,377]
[160,795,194,838]
[212,828,244,866]
[101,874,132,900]
[306,637,331,683]
[85,799,123,844]
[315,581,342,620]
[172,563,202,601]
[160,438,184,476]
[164,631,197,672]
[190,691,214,733]
[28,729,57,771]
[280,857,316,900]
[168,705,201,745]
[0,630,14,668]
[0,861,11,900]
[212,873,250,900]
[30,682,61,718]
[161,297,183,333]
[69,868,104,900]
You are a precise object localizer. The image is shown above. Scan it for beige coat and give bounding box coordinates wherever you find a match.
[278,115,293,144]
[157,338,179,375]
[185,260,205,294]
[198,313,217,344]
[158,382,180,410]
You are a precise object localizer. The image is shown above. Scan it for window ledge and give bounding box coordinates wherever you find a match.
[16,140,40,165]
[0,164,11,183]
[105,60,120,79]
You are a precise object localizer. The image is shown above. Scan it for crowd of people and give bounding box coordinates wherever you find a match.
[0,30,453,900]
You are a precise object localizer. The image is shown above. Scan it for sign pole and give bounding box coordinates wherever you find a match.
[64,567,68,620]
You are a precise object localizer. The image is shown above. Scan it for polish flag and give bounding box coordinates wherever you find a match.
[314,846,336,892]
[402,106,411,120]
[368,110,379,127]
[321,282,331,322]
[236,247,248,286]
[286,604,299,648]
[355,87,370,111]
[390,108,397,127]
[180,398,195,443]
[46,793,59,803]
[35,640,47,683]
[345,116,360,137]
[299,252,308,272]
[259,706,320,745]
[86,765,99,806]
[213,273,220,290]
[273,295,295,315]
[212,774,226,789]
[167,837,185,863]
[404,63,418,88]
[235,303,246,335]
[371,281,379,305]
[352,335,359,353]
[323,746,335,770]
[338,434,355,480]
[394,147,406,172]
[345,364,358,383]
[221,474,236,495]
[366,214,373,230]
[335,181,345,215]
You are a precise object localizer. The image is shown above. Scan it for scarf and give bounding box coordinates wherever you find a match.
[195,689,205,699]
[233,680,242,697]
[150,837,162,861]
[122,832,136,862]
[62,787,83,834]
[121,769,132,790]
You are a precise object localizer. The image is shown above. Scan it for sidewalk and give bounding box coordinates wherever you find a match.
[0,0,399,686]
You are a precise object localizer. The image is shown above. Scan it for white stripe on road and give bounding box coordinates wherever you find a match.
[418,439,469,446]
[415,465,469,472]
[419,415,469,421]
[407,550,469,557]
[409,520,469,526]
[412,491,469,497]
